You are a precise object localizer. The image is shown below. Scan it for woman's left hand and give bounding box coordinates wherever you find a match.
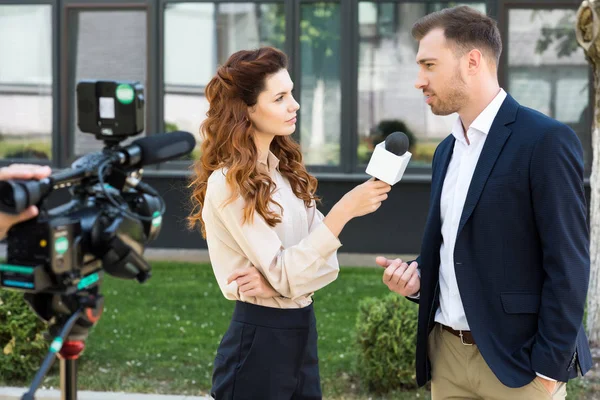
[227,266,279,298]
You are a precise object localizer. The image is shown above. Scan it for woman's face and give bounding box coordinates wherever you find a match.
[248,69,300,139]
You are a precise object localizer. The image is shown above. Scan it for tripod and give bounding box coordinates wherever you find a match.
[21,291,104,400]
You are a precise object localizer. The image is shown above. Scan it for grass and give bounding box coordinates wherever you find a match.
[3,262,430,398]
[1,261,595,399]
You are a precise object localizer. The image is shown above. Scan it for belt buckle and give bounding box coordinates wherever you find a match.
[459,330,473,346]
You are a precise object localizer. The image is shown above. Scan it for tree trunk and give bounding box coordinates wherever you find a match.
[577,0,600,347]
[310,78,325,150]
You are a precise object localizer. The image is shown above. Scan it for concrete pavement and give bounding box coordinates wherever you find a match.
[0,244,414,268]
[0,387,210,400]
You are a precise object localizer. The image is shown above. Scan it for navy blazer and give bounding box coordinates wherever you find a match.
[413,94,592,388]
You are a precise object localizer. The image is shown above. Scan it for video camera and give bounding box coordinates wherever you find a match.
[0,80,196,400]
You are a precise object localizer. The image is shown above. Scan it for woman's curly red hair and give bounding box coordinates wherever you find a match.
[188,47,319,238]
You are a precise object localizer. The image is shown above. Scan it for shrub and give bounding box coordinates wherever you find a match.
[355,293,419,393]
[3,148,50,160]
[165,121,179,132]
[370,120,418,151]
[0,290,48,381]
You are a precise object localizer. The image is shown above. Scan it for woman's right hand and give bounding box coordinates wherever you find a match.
[338,178,391,218]
[227,266,279,298]
[323,178,391,237]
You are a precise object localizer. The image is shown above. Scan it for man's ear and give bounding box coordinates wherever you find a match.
[467,48,483,74]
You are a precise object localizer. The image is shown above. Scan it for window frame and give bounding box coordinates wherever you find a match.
[60,1,152,166]
[157,0,291,171]
[497,0,594,176]
[0,0,58,166]
[350,0,499,178]
[0,0,591,183]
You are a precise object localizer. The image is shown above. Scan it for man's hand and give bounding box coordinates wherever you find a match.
[227,266,279,298]
[377,256,420,296]
[0,164,51,241]
[535,376,558,394]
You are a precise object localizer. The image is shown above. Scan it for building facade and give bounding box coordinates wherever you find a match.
[0,0,591,255]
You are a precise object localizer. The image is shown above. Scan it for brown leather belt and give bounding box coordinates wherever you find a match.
[441,325,476,345]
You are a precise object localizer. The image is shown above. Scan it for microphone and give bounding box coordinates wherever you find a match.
[365,131,412,185]
[384,131,409,157]
[113,131,196,196]
[117,131,196,168]
[0,131,196,214]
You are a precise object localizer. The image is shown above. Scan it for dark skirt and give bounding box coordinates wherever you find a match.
[211,301,321,400]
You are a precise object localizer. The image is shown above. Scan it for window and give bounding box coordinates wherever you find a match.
[299,2,341,166]
[0,5,52,161]
[69,9,147,157]
[163,2,285,161]
[507,8,591,173]
[356,2,486,167]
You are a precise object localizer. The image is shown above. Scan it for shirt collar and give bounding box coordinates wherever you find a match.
[258,151,280,172]
[452,88,507,143]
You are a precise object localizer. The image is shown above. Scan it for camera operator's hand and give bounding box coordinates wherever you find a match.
[0,164,51,241]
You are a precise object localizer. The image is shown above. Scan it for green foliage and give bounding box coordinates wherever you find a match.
[0,290,48,381]
[370,119,418,151]
[534,11,579,58]
[164,121,179,133]
[410,141,438,164]
[299,3,341,79]
[355,293,419,393]
[260,4,285,49]
[0,136,51,160]
[3,149,49,160]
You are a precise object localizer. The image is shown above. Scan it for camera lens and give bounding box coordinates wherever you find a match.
[0,190,15,207]
[0,181,19,214]
[0,181,33,214]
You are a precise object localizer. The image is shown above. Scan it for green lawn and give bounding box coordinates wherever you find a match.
[1,262,427,398]
[1,261,594,399]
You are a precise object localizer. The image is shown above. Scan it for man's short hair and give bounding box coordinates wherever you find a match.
[411,5,502,67]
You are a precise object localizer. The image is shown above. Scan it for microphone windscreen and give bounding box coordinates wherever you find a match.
[384,132,409,156]
[132,131,196,166]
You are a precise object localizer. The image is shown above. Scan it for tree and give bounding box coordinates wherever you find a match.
[298,4,340,162]
[261,3,341,164]
[576,0,600,347]
[529,5,599,346]
[535,11,580,57]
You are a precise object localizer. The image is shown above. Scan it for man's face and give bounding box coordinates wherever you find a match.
[414,28,469,115]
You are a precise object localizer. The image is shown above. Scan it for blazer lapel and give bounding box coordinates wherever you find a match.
[430,136,455,224]
[456,95,519,237]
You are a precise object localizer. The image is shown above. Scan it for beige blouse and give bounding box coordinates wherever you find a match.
[202,152,342,308]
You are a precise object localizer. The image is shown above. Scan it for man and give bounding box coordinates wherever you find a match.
[377,6,592,399]
[0,164,51,240]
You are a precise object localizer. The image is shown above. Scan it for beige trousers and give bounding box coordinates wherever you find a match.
[428,324,567,399]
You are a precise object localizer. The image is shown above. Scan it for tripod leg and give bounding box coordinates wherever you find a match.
[58,341,85,400]
[60,358,77,400]
[21,310,83,400]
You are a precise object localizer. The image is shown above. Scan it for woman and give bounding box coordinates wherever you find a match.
[188,47,391,399]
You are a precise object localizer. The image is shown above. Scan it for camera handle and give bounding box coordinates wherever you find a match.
[21,306,89,400]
